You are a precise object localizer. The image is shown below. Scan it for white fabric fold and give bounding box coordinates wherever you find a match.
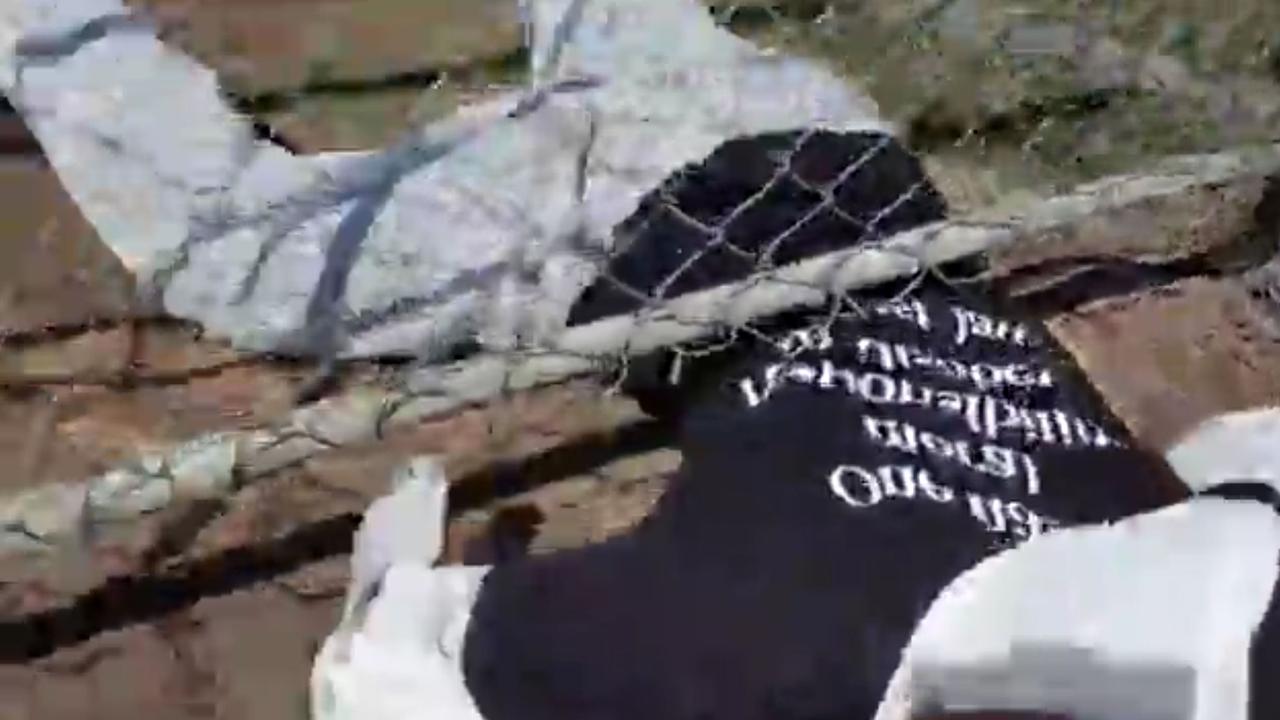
[1166,406,1280,493]
[1,0,886,360]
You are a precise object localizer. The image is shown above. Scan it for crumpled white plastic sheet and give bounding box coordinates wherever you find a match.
[0,0,887,361]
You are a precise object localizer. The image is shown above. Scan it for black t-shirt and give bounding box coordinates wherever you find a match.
[460,130,1189,720]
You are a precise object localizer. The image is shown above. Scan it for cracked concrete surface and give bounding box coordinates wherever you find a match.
[1049,278,1280,449]
[3,562,345,720]
[0,158,135,335]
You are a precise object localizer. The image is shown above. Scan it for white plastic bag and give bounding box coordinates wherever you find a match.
[310,457,490,720]
[1166,406,1280,493]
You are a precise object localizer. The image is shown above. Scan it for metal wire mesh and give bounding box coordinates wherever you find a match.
[2,0,1279,561]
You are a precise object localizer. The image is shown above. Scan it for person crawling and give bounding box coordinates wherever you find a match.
[311,129,1280,720]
